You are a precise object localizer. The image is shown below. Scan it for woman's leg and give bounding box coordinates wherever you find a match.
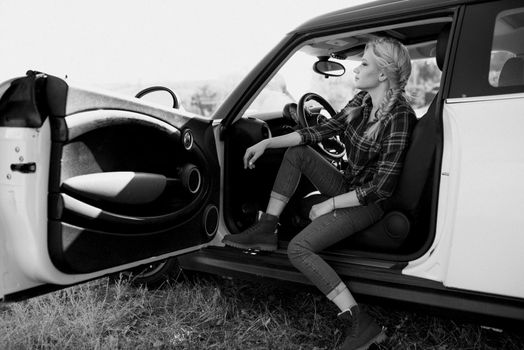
[223,145,346,250]
[287,203,384,342]
[269,145,347,212]
[265,196,287,218]
[287,203,384,302]
[328,282,357,313]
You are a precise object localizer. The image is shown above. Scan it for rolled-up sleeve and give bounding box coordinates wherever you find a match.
[297,92,367,145]
[354,110,415,204]
[297,117,345,144]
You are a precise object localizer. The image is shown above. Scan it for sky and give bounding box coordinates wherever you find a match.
[0,0,372,86]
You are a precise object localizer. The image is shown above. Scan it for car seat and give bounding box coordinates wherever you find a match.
[498,57,524,87]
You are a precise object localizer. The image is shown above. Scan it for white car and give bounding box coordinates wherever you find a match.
[0,0,523,327]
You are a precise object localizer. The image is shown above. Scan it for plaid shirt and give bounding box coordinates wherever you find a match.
[297,91,416,205]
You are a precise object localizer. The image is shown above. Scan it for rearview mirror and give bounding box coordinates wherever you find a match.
[313,59,345,77]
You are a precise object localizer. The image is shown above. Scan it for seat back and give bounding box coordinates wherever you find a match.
[381,23,451,216]
[498,57,524,87]
[344,99,438,252]
[382,100,437,216]
[343,23,451,252]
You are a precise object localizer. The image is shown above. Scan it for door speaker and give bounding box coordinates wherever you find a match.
[203,204,219,237]
[178,164,201,194]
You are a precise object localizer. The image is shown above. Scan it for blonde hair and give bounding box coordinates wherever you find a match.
[348,37,412,139]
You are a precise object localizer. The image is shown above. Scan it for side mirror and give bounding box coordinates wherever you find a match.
[313,59,345,77]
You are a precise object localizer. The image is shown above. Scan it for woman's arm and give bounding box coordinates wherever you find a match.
[244,131,302,169]
[297,92,367,147]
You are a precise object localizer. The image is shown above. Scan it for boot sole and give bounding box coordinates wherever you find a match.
[222,240,277,252]
[353,327,387,350]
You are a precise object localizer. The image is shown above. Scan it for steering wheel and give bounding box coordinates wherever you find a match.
[135,86,180,109]
[297,93,346,161]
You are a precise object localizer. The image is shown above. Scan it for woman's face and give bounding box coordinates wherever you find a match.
[353,48,383,91]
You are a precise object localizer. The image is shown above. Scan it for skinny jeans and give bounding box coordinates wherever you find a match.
[271,145,384,297]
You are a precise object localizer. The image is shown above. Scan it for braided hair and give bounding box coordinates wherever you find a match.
[359,37,411,139]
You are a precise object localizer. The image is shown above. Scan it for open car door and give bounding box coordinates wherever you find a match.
[0,71,220,300]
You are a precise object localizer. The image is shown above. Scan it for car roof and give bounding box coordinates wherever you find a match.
[293,0,481,33]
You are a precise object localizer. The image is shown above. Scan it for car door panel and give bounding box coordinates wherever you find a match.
[48,79,220,274]
[0,72,220,295]
[0,118,52,296]
[442,95,524,299]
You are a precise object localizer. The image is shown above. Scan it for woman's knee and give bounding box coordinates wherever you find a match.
[287,237,312,264]
[283,145,309,164]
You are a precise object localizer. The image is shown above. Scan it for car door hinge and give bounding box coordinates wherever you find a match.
[10,162,36,173]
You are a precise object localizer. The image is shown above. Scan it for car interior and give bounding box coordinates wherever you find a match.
[223,18,454,262]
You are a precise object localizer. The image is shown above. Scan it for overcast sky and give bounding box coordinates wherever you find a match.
[0,0,372,85]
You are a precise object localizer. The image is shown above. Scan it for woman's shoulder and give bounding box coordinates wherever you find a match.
[383,95,417,132]
[391,95,417,120]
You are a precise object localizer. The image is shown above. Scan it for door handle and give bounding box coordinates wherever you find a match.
[10,162,36,173]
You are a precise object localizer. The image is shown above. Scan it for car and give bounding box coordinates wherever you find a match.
[1,0,523,328]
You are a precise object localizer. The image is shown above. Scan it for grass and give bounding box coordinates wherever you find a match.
[0,273,523,349]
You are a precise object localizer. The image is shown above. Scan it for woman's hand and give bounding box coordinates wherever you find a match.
[309,199,335,221]
[243,132,302,169]
[243,140,268,169]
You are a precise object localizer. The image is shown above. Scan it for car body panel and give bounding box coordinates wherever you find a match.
[402,94,524,301]
[442,93,524,299]
[0,122,52,297]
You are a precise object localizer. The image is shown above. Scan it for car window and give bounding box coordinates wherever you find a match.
[245,51,356,115]
[489,7,524,88]
[449,1,524,98]
[244,50,440,119]
[408,58,441,117]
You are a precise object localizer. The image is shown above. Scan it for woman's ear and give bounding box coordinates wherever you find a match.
[378,72,387,82]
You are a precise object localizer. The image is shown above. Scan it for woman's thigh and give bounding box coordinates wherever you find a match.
[290,203,384,253]
[289,145,347,196]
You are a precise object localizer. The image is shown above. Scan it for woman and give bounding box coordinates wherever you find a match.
[223,37,416,349]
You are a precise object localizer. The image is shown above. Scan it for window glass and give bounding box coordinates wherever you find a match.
[489,8,524,88]
[246,52,356,115]
[408,59,441,117]
[245,50,441,120]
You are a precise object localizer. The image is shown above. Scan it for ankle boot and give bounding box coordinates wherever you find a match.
[222,212,278,251]
[338,305,360,338]
[340,308,386,350]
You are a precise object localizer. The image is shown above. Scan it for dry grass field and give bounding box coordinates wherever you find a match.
[1,273,523,349]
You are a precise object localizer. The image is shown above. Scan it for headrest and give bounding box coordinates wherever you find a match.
[436,23,451,71]
[498,57,524,87]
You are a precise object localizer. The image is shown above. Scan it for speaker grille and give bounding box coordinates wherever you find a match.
[203,204,219,237]
[182,129,193,150]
